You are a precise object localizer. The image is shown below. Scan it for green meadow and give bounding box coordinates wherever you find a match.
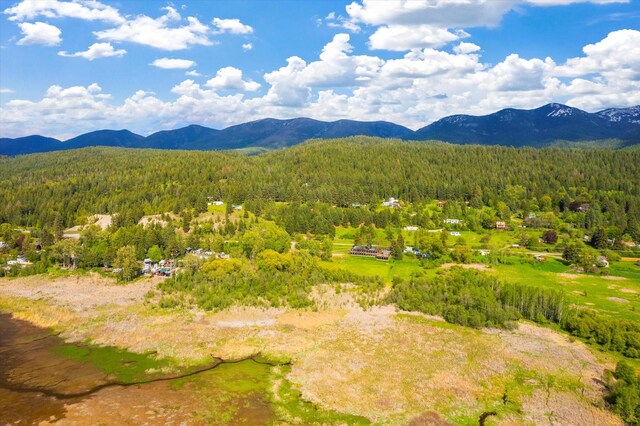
[326,226,640,323]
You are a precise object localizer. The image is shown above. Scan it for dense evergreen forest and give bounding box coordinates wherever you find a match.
[1,138,639,236]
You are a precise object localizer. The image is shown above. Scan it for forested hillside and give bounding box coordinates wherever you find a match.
[1,137,639,236]
[1,103,638,156]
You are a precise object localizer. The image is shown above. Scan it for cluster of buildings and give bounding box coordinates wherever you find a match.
[403,246,431,259]
[206,198,243,211]
[349,246,391,260]
[186,248,230,260]
[142,259,177,277]
[3,256,30,271]
[349,245,432,260]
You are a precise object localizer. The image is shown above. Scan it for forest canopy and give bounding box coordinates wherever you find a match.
[1,137,639,233]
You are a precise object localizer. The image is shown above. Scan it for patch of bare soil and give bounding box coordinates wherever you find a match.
[515,388,622,426]
[602,276,628,281]
[277,310,345,330]
[90,214,113,230]
[558,273,582,280]
[619,288,638,294]
[607,297,630,303]
[138,215,169,228]
[408,411,452,425]
[0,273,158,312]
[440,263,492,271]
[65,215,113,236]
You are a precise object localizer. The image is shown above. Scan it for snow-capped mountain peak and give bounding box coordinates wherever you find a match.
[597,106,640,124]
[546,103,575,118]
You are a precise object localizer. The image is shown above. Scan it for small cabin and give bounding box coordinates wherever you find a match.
[381,198,400,208]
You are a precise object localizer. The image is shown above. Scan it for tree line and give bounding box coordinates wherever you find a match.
[1,138,638,239]
[390,268,640,358]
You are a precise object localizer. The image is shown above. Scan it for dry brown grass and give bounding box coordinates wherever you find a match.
[602,276,628,281]
[440,263,492,271]
[558,273,583,280]
[607,297,630,303]
[0,273,158,312]
[0,275,624,425]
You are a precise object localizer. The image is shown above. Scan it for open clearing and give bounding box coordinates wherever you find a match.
[0,274,623,425]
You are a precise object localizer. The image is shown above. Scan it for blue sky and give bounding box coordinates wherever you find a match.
[0,0,639,139]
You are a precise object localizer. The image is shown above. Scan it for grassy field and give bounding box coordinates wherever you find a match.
[321,255,423,281]
[327,226,640,324]
[490,258,640,322]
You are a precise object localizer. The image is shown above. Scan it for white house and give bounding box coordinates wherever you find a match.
[443,219,461,225]
[381,198,400,208]
[450,231,461,237]
[403,226,419,231]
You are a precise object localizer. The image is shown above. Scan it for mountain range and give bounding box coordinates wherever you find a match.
[1,103,638,156]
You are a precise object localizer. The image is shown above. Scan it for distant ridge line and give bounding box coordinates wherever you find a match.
[1,103,638,156]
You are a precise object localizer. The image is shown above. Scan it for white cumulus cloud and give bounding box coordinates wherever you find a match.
[58,42,126,60]
[345,0,629,51]
[454,42,481,55]
[212,18,253,34]
[94,6,212,51]
[242,43,253,51]
[205,67,261,91]
[17,21,62,46]
[4,0,124,24]
[150,58,196,69]
[369,25,465,51]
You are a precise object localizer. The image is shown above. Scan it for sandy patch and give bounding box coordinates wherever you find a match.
[440,263,492,271]
[138,215,168,228]
[90,214,113,230]
[63,214,113,237]
[607,297,630,304]
[619,288,638,294]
